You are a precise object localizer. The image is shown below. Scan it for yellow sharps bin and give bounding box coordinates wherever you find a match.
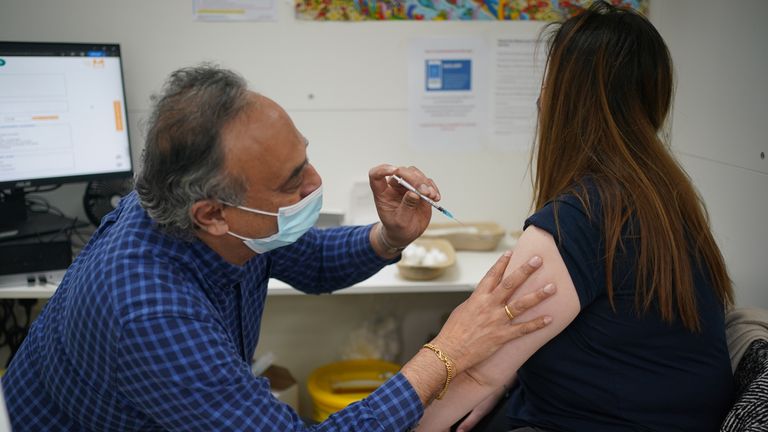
[307,359,400,422]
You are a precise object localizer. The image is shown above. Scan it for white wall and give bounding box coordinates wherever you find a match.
[3,0,762,305]
[1,0,545,230]
[651,0,768,307]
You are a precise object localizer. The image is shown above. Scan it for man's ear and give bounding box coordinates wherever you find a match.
[190,200,229,236]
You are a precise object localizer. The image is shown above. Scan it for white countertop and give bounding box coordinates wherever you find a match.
[268,246,507,295]
[0,243,513,299]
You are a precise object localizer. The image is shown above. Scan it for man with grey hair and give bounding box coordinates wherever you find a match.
[3,65,555,431]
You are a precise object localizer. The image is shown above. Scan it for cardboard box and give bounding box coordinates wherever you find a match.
[263,364,299,412]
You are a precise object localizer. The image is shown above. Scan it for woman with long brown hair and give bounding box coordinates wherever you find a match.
[414,2,735,431]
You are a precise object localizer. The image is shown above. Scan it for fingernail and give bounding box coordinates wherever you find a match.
[543,316,553,324]
[528,256,542,267]
[543,283,555,294]
[504,250,513,257]
[418,184,430,194]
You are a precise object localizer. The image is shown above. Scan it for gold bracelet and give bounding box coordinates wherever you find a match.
[422,343,455,400]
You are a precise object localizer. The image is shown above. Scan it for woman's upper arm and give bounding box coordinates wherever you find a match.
[415,225,582,431]
[418,225,580,432]
[469,224,581,385]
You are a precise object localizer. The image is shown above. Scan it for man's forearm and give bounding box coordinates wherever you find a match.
[400,348,452,406]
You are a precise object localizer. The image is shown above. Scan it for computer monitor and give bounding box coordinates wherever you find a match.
[0,41,132,236]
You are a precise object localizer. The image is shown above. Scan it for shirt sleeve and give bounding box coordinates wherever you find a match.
[116,313,423,431]
[524,196,604,309]
[268,225,398,294]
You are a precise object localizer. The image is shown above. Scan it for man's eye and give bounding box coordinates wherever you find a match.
[286,177,303,192]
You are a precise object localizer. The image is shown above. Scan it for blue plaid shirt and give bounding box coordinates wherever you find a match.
[3,192,423,431]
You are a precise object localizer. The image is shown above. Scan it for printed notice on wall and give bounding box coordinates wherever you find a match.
[408,37,488,151]
[490,37,545,151]
[193,0,278,22]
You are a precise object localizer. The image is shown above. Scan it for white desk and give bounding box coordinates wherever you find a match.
[0,247,511,299]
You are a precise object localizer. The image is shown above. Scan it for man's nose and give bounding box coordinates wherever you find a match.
[300,164,322,198]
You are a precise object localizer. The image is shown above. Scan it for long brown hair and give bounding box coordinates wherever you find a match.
[534,1,733,331]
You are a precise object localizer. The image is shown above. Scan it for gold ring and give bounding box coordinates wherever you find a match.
[504,304,515,321]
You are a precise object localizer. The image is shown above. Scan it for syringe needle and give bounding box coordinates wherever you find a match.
[392,175,462,224]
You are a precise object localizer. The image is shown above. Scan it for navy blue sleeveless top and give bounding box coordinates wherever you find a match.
[507,186,735,432]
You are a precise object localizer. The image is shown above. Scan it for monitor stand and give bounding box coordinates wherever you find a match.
[0,189,86,242]
[0,212,83,241]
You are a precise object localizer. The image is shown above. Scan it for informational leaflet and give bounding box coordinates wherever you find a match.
[193,0,279,22]
[490,37,545,151]
[408,37,488,152]
[408,36,543,152]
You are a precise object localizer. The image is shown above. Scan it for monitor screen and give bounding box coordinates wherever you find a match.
[0,42,132,189]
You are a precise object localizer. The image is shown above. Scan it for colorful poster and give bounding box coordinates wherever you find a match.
[295,0,648,22]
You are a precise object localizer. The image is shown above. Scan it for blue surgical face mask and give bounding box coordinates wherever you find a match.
[225,186,322,254]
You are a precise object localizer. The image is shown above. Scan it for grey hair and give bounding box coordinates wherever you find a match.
[135,64,251,239]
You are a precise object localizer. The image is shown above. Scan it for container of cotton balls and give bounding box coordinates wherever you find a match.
[396,239,456,281]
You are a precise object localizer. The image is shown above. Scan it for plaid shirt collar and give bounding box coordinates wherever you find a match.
[186,235,248,289]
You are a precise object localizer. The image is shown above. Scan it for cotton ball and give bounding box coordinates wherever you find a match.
[432,250,448,264]
[413,245,428,262]
[422,253,438,267]
[402,244,427,265]
[422,248,448,267]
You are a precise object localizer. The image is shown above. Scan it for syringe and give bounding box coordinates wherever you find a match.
[391,175,463,224]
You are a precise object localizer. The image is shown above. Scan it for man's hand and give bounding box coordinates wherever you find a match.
[368,164,440,251]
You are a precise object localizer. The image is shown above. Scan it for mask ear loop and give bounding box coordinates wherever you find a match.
[220,201,279,217]
[226,231,252,241]
[222,204,280,242]
[220,202,279,242]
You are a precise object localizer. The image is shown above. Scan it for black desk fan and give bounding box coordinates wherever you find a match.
[83,177,134,227]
